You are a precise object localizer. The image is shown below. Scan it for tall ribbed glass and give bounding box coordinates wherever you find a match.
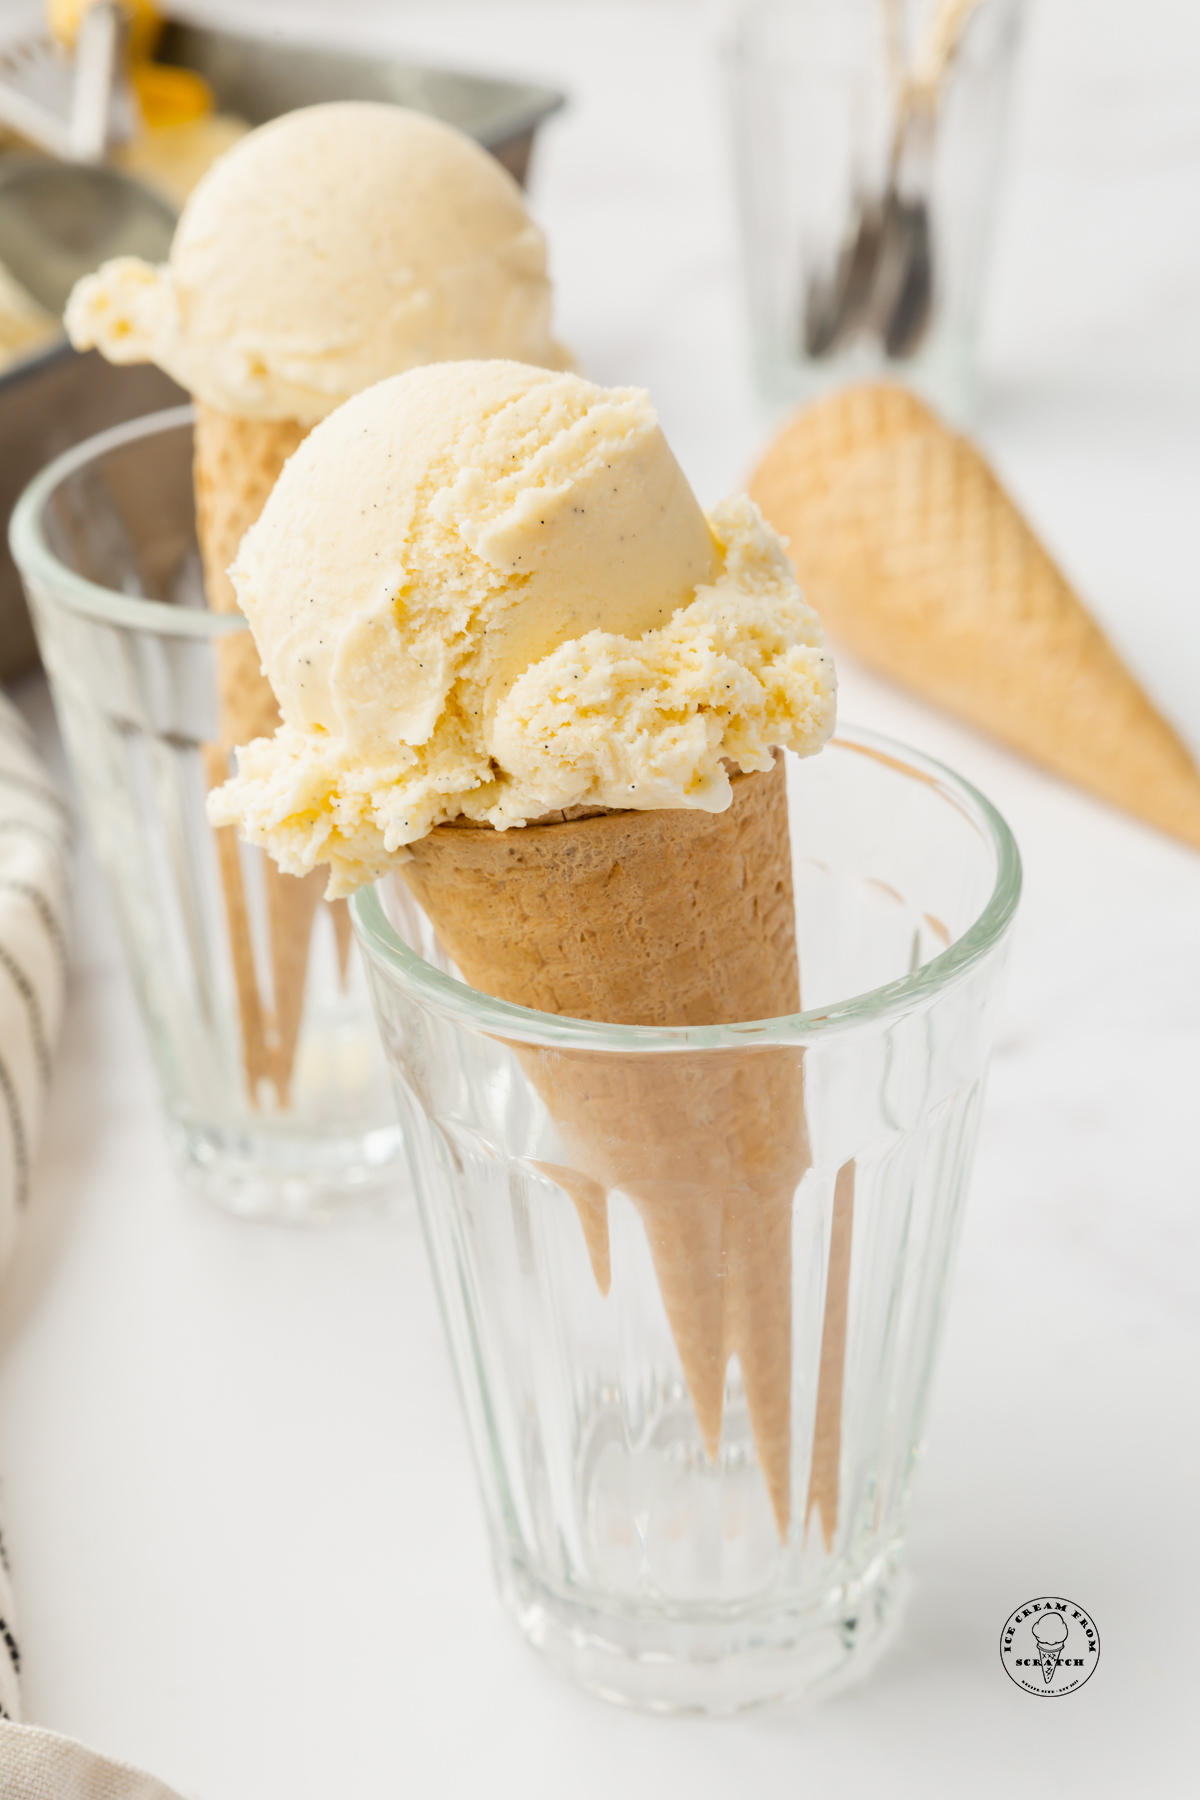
[10,409,403,1220]
[353,731,1020,1711]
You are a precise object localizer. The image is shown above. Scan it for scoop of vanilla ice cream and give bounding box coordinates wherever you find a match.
[1032,1613,1068,1645]
[208,360,836,895]
[65,102,562,420]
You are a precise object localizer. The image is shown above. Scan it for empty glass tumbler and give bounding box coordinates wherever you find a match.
[725,0,1025,418]
[11,407,403,1220]
[353,730,1020,1711]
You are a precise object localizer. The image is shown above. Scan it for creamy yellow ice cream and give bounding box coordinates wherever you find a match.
[64,102,563,421]
[207,360,836,896]
[114,113,252,211]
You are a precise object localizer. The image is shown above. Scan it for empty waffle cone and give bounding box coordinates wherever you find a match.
[402,757,809,1534]
[749,385,1200,851]
[195,402,326,1103]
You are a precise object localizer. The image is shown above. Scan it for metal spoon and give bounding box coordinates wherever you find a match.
[864,97,937,358]
[803,0,982,363]
[803,194,884,358]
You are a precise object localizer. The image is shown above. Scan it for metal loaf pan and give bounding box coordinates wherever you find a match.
[0,24,565,681]
[156,23,563,188]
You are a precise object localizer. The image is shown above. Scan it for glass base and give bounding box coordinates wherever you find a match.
[170,1119,408,1225]
[753,335,978,429]
[497,1551,905,1715]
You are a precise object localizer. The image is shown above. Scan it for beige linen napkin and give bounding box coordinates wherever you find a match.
[0,694,185,1799]
[0,1720,186,1800]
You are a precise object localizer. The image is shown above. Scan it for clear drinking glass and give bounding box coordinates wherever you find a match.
[10,407,404,1222]
[353,730,1020,1711]
[724,0,1024,419]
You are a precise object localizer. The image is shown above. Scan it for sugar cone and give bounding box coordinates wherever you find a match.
[804,1159,855,1550]
[193,403,308,618]
[402,759,800,1026]
[203,740,271,1098]
[402,758,809,1533]
[195,402,325,1104]
[750,383,933,522]
[531,1162,612,1295]
[330,898,356,989]
[749,384,1200,851]
[263,859,325,1104]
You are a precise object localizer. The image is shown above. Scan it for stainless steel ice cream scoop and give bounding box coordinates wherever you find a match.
[0,158,174,315]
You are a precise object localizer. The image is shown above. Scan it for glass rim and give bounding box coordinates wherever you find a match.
[8,403,247,640]
[351,726,1022,1050]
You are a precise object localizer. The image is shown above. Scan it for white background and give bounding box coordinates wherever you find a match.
[2,1,1199,1795]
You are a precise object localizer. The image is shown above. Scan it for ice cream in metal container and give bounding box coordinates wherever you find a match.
[0,20,564,677]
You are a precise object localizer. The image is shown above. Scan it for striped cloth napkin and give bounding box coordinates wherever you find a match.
[0,693,184,1798]
[0,694,69,1270]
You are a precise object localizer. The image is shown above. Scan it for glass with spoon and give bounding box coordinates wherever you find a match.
[725,0,1025,419]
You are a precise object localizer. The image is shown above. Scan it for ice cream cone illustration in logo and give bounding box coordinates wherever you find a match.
[1032,1611,1068,1684]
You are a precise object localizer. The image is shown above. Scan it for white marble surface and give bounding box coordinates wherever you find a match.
[2,2,1199,1795]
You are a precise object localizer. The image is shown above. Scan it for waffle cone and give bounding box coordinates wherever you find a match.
[194,404,308,619]
[402,758,809,1533]
[804,1159,855,1550]
[750,385,1200,851]
[195,403,324,1103]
